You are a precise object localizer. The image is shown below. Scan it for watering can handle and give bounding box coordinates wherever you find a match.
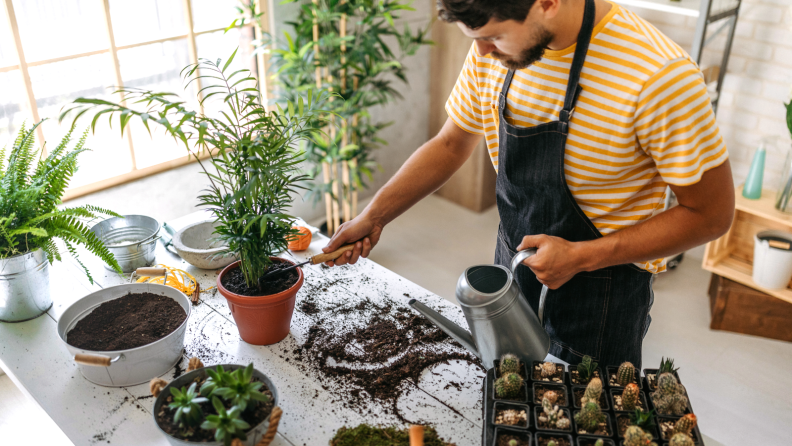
[510,249,550,324]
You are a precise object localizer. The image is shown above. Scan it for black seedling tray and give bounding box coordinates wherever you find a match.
[483,367,533,445]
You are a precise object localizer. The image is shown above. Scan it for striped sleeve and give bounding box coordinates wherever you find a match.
[446,44,486,135]
[634,57,728,186]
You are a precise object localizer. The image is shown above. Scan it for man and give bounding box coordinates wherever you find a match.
[321,0,735,367]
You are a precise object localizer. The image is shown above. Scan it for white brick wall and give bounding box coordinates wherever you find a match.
[628,0,792,188]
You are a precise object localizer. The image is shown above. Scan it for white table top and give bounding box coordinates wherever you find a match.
[2,212,553,446]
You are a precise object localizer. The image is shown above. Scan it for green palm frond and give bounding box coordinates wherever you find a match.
[0,121,122,282]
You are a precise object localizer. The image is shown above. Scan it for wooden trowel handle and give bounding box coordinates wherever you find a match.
[74,354,112,367]
[310,244,355,265]
[136,267,167,276]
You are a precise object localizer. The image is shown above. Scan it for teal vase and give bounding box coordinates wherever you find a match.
[743,144,766,200]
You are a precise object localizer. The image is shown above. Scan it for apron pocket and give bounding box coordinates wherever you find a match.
[542,270,612,362]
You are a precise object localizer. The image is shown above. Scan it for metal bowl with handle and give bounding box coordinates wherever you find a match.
[90,215,161,273]
[57,268,191,387]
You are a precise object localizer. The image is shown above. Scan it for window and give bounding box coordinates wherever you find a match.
[0,0,269,198]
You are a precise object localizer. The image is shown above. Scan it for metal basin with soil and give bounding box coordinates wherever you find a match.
[57,282,191,387]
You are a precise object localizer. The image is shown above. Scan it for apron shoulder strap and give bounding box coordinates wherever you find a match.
[560,0,597,123]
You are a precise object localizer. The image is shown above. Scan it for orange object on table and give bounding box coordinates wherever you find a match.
[288,226,312,251]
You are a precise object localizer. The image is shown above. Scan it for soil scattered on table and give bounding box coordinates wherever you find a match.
[67,292,186,351]
[534,384,567,406]
[496,433,530,446]
[299,300,321,314]
[156,375,274,442]
[330,424,455,445]
[537,434,571,446]
[220,260,298,296]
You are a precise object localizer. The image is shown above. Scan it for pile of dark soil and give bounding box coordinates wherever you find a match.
[221,260,299,296]
[155,377,274,442]
[330,424,455,446]
[292,289,482,423]
[67,292,186,351]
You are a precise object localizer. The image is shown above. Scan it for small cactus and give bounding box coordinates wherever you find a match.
[544,390,559,405]
[621,383,640,411]
[495,372,523,399]
[499,353,521,375]
[574,401,605,432]
[651,373,688,415]
[616,361,635,386]
[541,397,570,430]
[508,440,518,446]
[540,361,557,378]
[673,414,697,435]
[547,441,556,446]
[581,377,602,405]
[576,355,598,383]
[594,440,603,446]
[624,425,657,446]
[669,433,695,446]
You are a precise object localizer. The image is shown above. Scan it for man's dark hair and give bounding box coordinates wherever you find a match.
[437,0,537,30]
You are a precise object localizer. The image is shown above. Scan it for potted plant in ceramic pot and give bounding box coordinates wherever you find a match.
[61,51,331,344]
[0,121,122,322]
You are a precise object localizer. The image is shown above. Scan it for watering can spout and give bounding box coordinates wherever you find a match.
[408,299,480,358]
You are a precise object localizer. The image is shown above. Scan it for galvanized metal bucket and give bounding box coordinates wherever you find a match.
[0,248,51,323]
[90,215,160,272]
[153,364,279,446]
[57,281,191,387]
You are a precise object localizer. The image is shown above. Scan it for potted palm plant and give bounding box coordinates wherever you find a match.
[0,121,122,322]
[60,51,331,344]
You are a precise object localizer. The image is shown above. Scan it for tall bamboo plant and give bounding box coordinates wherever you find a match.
[254,0,430,232]
[60,51,332,289]
[0,121,122,282]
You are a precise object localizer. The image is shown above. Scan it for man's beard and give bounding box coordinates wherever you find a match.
[491,27,554,70]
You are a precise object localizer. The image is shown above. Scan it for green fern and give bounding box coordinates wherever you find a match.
[0,121,122,282]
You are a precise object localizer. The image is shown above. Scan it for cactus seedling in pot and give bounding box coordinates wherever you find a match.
[574,401,607,434]
[540,396,571,430]
[614,362,635,387]
[673,414,697,435]
[499,353,522,376]
[651,373,688,415]
[669,433,695,446]
[495,372,524,399]
[620,383,640,411]
[541,361,557,378]
[624,425,658,446]
[575,355,599,384]
[581,377,602,405]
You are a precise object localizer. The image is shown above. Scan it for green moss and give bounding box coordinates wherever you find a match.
[330,424,454,446]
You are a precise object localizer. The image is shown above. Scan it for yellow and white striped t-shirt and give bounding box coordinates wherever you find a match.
[445,2,728,273]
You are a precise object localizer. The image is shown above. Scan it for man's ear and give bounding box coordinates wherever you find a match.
[534,0,563,20]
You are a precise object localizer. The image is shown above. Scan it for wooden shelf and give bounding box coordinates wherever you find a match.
[702,187,792,305]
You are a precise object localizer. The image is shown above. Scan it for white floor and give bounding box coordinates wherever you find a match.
[2,194,791,445]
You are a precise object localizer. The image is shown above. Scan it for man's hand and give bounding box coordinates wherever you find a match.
[517,234,588,289]
[321,215,383,266]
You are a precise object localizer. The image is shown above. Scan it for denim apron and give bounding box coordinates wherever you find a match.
[493,0,653,368]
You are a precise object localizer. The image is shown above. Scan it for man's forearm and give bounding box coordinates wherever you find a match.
[362,120,480,227]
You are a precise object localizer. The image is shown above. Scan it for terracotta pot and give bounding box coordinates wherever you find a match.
[217,257,303,345]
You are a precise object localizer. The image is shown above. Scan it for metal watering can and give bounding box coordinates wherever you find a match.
[409,249,550,369]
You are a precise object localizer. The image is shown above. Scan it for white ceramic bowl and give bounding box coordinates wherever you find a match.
[172,220,237,270]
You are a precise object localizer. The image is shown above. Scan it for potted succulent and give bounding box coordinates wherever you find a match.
[534,394,571,433]
[153,363,278,445]
[572,378,609,410]
[573,401,612,437]
[650,373,688,416]
[607,362,641,389]
[532,360,566,383]
[569,355,603,386]
[535,432,574,446]
[643,357,680,391]
[0,121,122,322]
[615,409,659,441]
[61,52,331,344]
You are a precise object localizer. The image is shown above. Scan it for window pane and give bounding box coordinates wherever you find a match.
[190,0,237,33]
[0,71,30,148]
[29,54,132,188]
[12,0,107,62]
[109,0,186,47]
[0,3,18,66]
[118,39,194,169]
[196,27,258,117]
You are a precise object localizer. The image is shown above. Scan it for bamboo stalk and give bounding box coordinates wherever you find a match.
[339,2,350,222]
[322,162,333,234]
[351,75,360,218]
[327,68,341,233]
[312,0,321,89]
[313,0,332,232]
